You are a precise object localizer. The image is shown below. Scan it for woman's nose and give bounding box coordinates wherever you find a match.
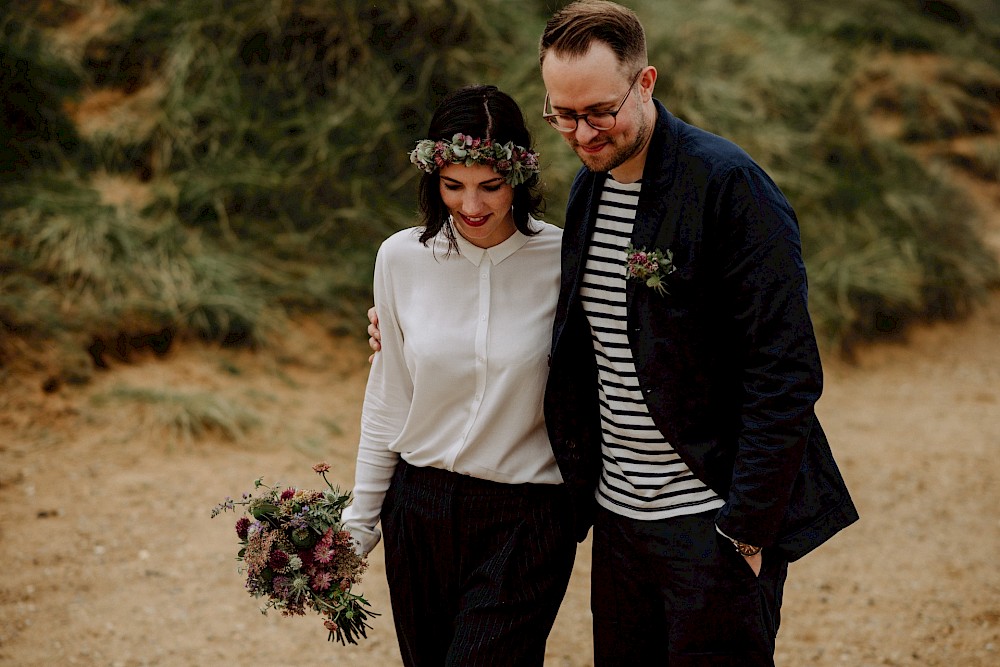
[462,191,484,213]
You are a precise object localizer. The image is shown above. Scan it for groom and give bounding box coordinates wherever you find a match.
[536,1,857,664]
[371,1,858,664]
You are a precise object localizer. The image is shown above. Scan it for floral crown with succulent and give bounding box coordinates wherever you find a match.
[409,133,541,187]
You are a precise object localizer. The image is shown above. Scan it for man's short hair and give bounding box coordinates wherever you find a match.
[539,0,647,72]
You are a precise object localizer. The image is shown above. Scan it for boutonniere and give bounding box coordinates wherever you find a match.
[625,243,676,296]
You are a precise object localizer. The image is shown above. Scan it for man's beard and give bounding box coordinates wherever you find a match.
[571,110,651,175]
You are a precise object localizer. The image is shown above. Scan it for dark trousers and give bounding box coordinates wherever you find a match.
[592,507,788,667]
[381,461,577,667]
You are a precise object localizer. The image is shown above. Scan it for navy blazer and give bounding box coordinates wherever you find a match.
[544,100,858,561]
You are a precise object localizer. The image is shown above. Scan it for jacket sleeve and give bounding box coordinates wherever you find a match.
[341,240,412,555]
[711,164,824,548]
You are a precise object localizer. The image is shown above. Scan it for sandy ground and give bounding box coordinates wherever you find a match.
[2,8,995,664]
[1,290,998,666]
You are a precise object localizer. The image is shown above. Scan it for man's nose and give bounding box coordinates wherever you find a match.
[573,120,600,143]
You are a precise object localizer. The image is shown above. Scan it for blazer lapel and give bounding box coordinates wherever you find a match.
[627,102,680,310]
[551,168,604,352]
[565,170,605,305]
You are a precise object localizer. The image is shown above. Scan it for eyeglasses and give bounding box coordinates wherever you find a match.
[542,69,643,133]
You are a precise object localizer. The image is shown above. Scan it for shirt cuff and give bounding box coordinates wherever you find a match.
[344,524,381,556]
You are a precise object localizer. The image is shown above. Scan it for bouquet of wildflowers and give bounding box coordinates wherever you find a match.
[212,463,377,645]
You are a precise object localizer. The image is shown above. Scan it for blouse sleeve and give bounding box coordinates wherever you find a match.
[342,239,414,554]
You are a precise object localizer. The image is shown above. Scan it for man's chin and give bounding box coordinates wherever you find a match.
[574,147,610,172]
[576,152,619,174]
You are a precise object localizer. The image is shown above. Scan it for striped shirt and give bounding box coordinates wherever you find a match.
[579,177,724,521]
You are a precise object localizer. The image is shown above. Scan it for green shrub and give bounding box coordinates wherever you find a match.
[0,171,282,347]
[93,384,261,442]
[1,0,998,368]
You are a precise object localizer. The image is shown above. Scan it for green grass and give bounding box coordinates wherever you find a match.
[0,6,84,178]
[0,171,283,347]
[622,0,1000,348]
[93,384,261,442]
[967,140,1000,179]
[1,0,999,369]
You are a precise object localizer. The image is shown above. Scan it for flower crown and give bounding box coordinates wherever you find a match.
[409,133,540,186]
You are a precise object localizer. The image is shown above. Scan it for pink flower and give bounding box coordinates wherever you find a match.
[313,527,336,564]
[313,462,330,473]
[280,488,296,501]
[311,571,333,592]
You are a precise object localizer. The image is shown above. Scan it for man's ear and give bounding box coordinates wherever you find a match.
[639,66,657,102]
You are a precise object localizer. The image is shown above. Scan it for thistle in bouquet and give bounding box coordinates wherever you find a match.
[212,462,378,645]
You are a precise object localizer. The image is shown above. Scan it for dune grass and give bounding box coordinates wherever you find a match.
[93,384,261,443]
[1,0,998,378]
[0,170,282,348]
[623,0,1000,346]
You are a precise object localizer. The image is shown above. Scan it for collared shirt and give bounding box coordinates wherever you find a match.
[343,219,564,554]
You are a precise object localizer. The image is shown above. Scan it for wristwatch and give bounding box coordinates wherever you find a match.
[727,537,762,557]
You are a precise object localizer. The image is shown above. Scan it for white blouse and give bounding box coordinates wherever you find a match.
[342,219,564,554]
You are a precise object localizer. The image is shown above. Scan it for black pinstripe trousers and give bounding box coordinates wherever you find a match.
[380,460,577,667]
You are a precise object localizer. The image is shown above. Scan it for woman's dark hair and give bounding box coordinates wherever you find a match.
[417,85,544,246]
